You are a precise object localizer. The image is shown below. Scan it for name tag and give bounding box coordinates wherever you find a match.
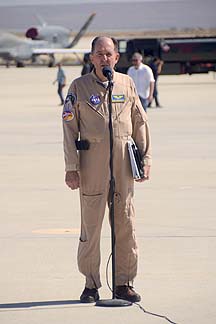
[112,95,125,103]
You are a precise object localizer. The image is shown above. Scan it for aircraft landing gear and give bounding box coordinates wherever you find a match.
[16,61,25,67]
[48,54,55,67]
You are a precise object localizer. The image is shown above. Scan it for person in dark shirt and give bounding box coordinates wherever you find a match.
[81,53,93,75]
[149,57,163,108]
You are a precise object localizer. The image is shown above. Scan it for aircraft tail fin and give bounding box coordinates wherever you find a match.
[67,13,96,48]
[35,14,47,26]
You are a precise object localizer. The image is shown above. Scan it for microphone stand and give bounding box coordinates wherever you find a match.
[95,78,132,308]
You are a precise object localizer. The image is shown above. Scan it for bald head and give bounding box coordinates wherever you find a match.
[131,52,143,68]
[132,52,143,61]
[91,36,118,53]
[89,35,120,81]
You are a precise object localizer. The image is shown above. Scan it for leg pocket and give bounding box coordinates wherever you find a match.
[82,193,105,226]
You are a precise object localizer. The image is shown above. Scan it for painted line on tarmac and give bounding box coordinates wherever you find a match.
[32,228,80,235]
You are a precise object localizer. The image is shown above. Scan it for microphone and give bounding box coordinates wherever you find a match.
[102,66,113,81]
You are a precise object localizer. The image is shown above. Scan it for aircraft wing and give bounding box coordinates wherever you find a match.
[68,13,96,48]
[32,48,90,54]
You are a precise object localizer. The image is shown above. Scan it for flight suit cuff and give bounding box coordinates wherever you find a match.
[65,164,79,172]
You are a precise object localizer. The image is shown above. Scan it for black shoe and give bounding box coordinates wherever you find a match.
[80,287,99,303]
[116,285,141,303]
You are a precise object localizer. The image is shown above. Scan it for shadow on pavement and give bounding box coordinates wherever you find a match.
[0,299,81,309]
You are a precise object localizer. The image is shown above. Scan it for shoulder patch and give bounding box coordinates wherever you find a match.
[63,93,76,113]
[62,111,74,122]
[65,93,77,105]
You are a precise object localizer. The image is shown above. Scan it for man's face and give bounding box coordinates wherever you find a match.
[132,55,142,69]
[90,38,120,81]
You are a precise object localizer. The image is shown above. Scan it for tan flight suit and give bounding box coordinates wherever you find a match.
[63,70,152,289]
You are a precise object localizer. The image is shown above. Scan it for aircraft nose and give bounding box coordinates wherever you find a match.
[26,27,39,39]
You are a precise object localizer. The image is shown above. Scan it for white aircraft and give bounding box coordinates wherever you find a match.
[0,13,95,67]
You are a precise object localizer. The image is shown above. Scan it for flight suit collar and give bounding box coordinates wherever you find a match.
[90,69,117,88]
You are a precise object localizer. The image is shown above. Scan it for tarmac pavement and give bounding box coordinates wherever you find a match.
[0,66,216,324]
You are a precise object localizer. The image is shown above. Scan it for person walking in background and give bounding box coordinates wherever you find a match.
[148,57,163,108]
[81,53,93,75]
[127,52,155,112]
[53,63,66,105]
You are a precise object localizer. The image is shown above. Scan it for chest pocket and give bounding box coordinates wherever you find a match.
[113,99,133,137]
[78,100,106,141]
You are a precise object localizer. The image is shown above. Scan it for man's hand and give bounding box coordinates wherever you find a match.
[65,171,80,190]
[135,165,151,183]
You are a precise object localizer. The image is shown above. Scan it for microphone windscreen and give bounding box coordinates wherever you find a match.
[102,66,113,80]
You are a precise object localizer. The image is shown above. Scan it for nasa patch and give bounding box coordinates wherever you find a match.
[90,95,101,105]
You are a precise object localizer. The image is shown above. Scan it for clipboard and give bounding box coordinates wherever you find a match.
[127,138,144,180]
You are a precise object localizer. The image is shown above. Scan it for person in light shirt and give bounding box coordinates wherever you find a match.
[127,52,155,112]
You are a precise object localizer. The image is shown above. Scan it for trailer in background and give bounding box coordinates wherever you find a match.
[116,37,216,75]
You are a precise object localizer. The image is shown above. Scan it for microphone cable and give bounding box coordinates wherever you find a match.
[134,302,179,324]
[105,252,179,324]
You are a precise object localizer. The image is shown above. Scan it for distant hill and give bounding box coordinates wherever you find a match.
[0,0,216,36]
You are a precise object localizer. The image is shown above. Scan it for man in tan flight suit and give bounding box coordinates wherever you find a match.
[63,36,152,303]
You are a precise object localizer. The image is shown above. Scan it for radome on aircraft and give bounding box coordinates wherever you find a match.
[0,13,95,67]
